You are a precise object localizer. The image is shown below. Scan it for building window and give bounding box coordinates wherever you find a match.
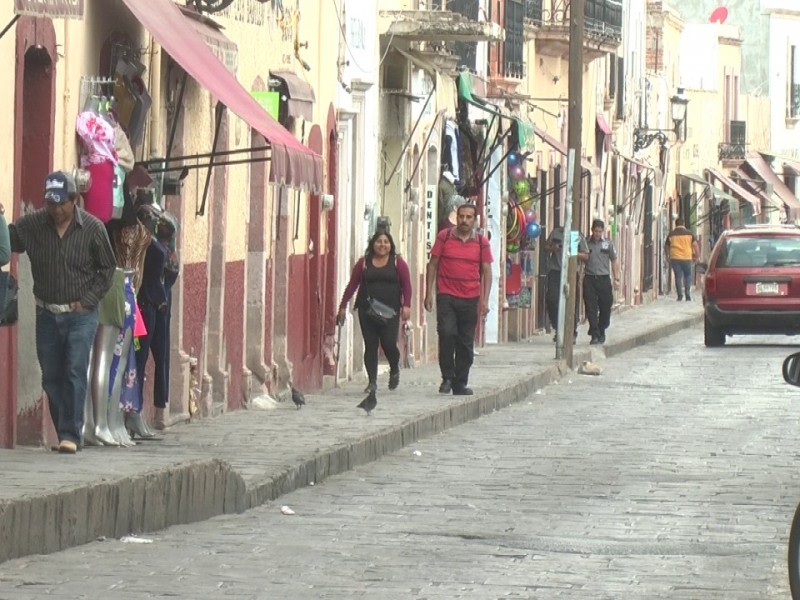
[790,45,800,119]
[447,0,479,72]
[503,0,525,79]
[608,55,617,101]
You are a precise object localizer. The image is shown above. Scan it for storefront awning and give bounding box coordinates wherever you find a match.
[733,168,785,212]
[680,173,710,187]
[596,114,612,152]
[514,118,536,153]
[120,0,322,192]
[14,0,83,18]
[759,151,800,176]
[269,70,316,122]
[457,71,497,113]
[179,7,238,75]
[743,153,800,213]
[705,167,761,213]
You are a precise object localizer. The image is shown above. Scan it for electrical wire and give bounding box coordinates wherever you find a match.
[331,0,395,75]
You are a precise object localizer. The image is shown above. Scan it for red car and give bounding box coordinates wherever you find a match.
[702,224,800,347]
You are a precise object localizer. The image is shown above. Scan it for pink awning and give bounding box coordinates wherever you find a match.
[705,167,761,213]
[596,114,612,152]
[120,0,322,192]
[744,152,800,214]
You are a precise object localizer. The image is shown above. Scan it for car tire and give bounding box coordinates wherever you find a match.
[704,316,726,347]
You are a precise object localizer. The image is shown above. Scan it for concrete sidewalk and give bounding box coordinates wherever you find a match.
[0,298,702,563]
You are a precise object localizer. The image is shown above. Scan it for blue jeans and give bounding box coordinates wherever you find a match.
[671,260,693,298]
[35,307,99,444]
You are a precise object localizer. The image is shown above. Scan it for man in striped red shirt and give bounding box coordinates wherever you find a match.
[424,203,493,396]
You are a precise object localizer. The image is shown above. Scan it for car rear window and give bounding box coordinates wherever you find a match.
[716,236,800,268]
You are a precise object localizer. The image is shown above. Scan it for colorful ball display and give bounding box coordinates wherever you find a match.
[526,222,541,238]
[525,209,537,223]
[514,179,530,197]
[507,152,521,167]
[510,165,525,181]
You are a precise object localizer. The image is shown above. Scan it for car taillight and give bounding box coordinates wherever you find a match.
[705,275,716,295]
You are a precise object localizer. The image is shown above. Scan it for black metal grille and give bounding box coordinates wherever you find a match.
[524,0,622,42]
[504,0,525,79]
[719,120,746,161]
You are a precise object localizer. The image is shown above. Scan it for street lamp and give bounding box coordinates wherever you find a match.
[633,87,690,152]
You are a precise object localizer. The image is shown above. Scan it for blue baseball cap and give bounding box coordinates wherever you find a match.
[44,171,77,204]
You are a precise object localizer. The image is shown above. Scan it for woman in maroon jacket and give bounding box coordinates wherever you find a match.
[337,229,412,392]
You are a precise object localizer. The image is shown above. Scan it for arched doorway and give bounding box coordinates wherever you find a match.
[6,18,57,448]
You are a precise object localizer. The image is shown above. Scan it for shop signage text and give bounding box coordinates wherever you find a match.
[14,0,84,19]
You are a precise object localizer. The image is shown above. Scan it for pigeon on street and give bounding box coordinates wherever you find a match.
[357,390,377,415]
[291,386,306,409]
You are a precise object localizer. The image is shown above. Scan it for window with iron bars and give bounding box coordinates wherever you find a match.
[504,0,525,79]
[790,45,800,119]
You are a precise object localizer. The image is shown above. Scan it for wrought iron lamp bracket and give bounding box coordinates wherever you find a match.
[190,0,235,13]
[632,128,670,152]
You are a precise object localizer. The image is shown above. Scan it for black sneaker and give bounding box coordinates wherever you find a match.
[589,337,601,345]
[677,296,683,301]
[364,381,377,393]
[452,386,473,396]
[685,295,691,302]
[388,370,400,390]
[598,334,606,344]
[438,379,452,394]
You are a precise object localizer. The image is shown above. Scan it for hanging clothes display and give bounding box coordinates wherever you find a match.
[76,108,119,223]
[444,120,461,184]
[135,208,180,416]
[109,272,140,414]
[110,220,151,292]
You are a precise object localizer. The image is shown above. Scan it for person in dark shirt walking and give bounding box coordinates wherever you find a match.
[9,171,116,453]
[583,219,619,345]
[424,203,493,396]
[338,229,412,393]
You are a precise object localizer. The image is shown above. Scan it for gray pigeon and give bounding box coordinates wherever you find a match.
[291,387,306,410]
[357,390,377,415]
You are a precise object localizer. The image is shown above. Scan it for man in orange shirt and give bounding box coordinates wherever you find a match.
[665,218,700,301]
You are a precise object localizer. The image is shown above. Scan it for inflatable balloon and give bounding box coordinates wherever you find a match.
[525,209,537,223]
[514,178,530,197]
[526,221,541,238]
[518,194,533,207]
[507,152,520,167]
[507,242,520,253]
[511,165,525,181]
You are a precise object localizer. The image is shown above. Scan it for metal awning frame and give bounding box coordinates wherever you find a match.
[0,14,20,40]
[383,81,435,187]
[136,102,274,217]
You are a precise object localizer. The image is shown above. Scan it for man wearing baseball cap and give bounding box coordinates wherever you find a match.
[9,170,116,453]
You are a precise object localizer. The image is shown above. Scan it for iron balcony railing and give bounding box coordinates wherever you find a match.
[718,142,747,162]
[525,0,622,42]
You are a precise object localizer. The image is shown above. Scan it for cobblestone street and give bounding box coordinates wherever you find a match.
[2,327,799,598]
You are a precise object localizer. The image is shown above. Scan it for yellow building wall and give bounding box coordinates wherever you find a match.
[0,3,17,220]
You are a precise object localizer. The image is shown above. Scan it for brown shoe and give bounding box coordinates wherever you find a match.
[153,408,166,431]
[58,440,78,454]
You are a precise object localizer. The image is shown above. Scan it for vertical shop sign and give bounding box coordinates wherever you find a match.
[426,184,437,259]
[14,0,84,18]
[485,146,503,344]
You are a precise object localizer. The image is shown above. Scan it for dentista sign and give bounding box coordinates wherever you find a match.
[14,0,84,19]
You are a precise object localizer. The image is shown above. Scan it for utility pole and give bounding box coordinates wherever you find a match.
[562,0,584,368]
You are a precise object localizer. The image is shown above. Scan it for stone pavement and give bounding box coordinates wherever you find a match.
[0,298,702,564]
